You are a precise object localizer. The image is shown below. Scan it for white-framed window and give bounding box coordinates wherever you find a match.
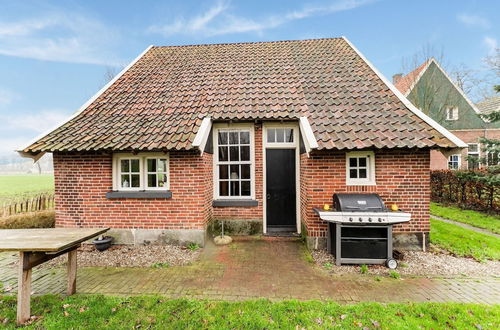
[346,151,376,185]
[446,107,458,120]
[266,127,294,145]
[448,154,460,170]
[113,153,170,191]
[467,143,480,170]
[214,124,254,199]
[487,152,500,166]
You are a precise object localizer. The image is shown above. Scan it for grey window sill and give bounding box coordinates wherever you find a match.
[212,199,258,207]
[106,191,172,199]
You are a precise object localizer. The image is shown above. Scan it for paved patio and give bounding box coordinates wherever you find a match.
[1,237,499,304]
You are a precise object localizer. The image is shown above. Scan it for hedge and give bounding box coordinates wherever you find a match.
[431,170,500,212]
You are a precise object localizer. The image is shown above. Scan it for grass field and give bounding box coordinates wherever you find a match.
[431,202,500,234]
[0,295,498,329]
[0,174,54,202]
[430,218,500,261]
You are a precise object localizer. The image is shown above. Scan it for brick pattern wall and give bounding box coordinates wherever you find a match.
[53,151,212,230]
[300,149,431,238]
[431,129,500,170]
[212,124,263,220]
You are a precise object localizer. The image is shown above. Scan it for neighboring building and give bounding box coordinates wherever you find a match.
[19,38,465,250]
[394,58,500,170]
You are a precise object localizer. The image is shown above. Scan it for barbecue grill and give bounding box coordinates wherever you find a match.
[314,193,411,268]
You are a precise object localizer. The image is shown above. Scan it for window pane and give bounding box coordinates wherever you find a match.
[131,159,140,172]
[230,181,240,196]
[219,146,228,161]
[240,146,250,161]
[158,159,167,172]
[131,174,140,187]
[359,168,367,178]
[121,175,130,188]
[276,128,285,142]
[218,131,228,145]
[467,144,478,153]
[358,157,367,167]
[158,174,167,187]
[147,159,156,172]
[230,146,239,161]
[230,165,239,179]
[241,181,251,196]
[285,128,293,142]
[267,129,276,143]
[349,158,357,167]
[349,169,357,179]
[121,160,129,173]
[229,132,239,144]
[241,164,250,179]
[240,131,250,144]
[219,165,229,179]
[148,174,156,187]
[219,181,229,196]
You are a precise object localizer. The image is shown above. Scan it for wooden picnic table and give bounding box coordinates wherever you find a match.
[0,228,109,325]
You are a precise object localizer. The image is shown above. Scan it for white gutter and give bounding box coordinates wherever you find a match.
[342,36,467,148]
[17,45,155,160]
[191,117,212,154]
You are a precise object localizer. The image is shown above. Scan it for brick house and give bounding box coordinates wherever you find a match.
[19,38,465,250]
[394,58,500,170]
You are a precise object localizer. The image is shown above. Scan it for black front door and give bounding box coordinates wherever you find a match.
[266,149,296,232]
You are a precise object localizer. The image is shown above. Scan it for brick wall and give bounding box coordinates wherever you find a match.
[53,151,212,230]
[300,149,431,239]
[212,124,263,220]
[431,129,500,170]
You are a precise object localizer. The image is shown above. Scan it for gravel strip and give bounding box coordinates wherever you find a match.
[312,246,500,277]
[38,244,201,268]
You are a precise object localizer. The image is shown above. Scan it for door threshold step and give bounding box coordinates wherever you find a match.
[264,232,300,237]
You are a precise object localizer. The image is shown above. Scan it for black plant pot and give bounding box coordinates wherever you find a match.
[92,236,114,251]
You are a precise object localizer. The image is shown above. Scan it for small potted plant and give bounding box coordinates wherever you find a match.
[92,235,114,251]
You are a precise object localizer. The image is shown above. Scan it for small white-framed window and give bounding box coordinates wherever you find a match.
[446,107,458,120]
[266,128,294,144]
[113,153,170,191]
[346,151,376,185]
[214,124,254,199]
[448,154,460,170]
[467,143,480,170]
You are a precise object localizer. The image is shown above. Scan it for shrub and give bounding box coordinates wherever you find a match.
[430,169,500,212]
[0,210,55,229]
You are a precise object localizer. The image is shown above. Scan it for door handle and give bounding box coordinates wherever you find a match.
[266,193,271,200]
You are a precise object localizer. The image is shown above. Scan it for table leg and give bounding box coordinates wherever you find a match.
[67,249,77,295]
[17,252,32,325]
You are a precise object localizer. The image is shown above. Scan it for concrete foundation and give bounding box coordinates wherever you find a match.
[104,228,206,246]
[208,219,263,237]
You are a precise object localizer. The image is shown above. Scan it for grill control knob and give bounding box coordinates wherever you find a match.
[368,218,372,222]
[349,217,353,222]
[358,217,363,222]
[378,218,382,222]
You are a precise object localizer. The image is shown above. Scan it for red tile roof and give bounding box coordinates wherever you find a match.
[394,60,429,95]
[23,38,457,153]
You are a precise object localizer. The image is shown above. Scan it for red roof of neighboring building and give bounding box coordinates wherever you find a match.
[394,60,429,95]
[22,38,458,153]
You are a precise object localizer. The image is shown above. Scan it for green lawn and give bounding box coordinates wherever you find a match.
[430,218,500,261]
[0,295,498,329]
[431,202,500,234]
[0,174,54,202]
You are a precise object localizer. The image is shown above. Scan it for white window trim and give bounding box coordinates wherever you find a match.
[467,143,480,155]
[262,122,301,234]
[446,107,459,121]
[112,152,170,191]
[213,123,255,200]
[346,151,376,186]
[448,154,461,170]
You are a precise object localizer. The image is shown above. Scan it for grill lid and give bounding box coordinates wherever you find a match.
[333,193,386,212]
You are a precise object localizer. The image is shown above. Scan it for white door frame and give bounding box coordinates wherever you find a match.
[262,122,301,234]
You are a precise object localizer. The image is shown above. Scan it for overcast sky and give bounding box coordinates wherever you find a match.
[0,0,499,156]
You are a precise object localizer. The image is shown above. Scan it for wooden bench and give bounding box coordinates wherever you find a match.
[0,228,109,325]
